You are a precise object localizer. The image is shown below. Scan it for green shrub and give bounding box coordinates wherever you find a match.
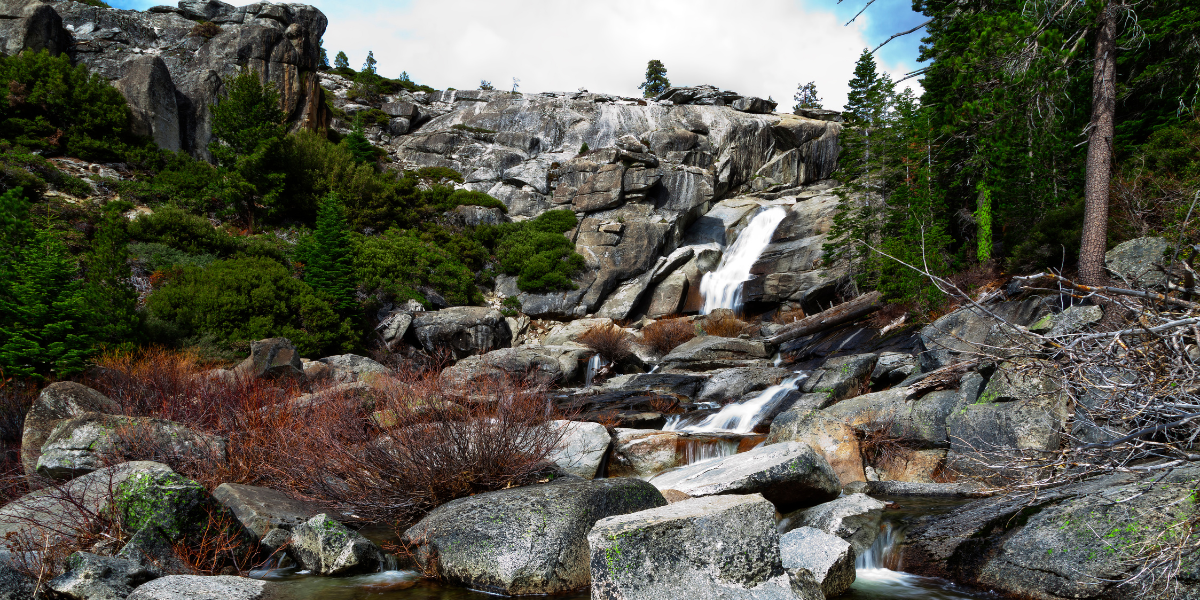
[0,50,131,160]
[128,242,217,272]
[118,149,222,213]
[128,207,238,256]
[208,70,286,226]
[353,229,481,306]
[477,209,584,293]
[448,189,507,212]
[145,256,356,358]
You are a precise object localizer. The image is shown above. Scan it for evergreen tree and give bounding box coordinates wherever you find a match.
[319,45,329,70]
[842,50,894,182]
[792,81,823,111]
[305,193,356,314]
[334,51,349,70]
[209,70,287,229]
[84,202,139,347]
[362,50,377,76]
[343,117,375,164]
[638,60,670,98]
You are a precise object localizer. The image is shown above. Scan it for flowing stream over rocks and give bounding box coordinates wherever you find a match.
[664,372,808,433]
[699,206,789,314]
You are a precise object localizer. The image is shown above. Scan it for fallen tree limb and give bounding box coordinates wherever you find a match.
[765,291,883,345]
[1013,272,1200,311]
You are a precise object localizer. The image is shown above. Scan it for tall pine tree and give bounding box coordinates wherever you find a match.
[304,193,356,315]
[638,60,670,98]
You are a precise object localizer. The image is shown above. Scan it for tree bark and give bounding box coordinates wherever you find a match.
[1079,2,1118,286]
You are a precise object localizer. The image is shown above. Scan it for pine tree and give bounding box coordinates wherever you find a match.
[362,50,377,76]
[209,70,287,229]
[334,51,349,70]
[842,50,894,183]
[344,117,375,164]
[792,81,823,111]
[319,40,329,69]
[305,193,356,314]
[638,60,670,98]
[84,202,139,348]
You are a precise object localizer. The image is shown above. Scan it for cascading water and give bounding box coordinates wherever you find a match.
[664,373,808,434]
[584,354,609,387]
[679,437,739,465]
[857,521,902,571]
[699,206,788,315]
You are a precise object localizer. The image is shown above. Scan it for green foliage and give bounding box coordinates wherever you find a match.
[208,70,286,227]
[638,60,670,98]
[477,209,584,293]
[0,188,95,378]
[83,202,139,348]
[976,184,992,263]
[580,142,589,154]
[303,194,356,314]
[145,256,356,358]
[353,229,481,307]
[128,242,217,272]
[792,81,822,111]
[362,51,377,76]
[334,51,349,70]
[0,147,91,200]
[0,50,131,161]
[1007,198,1084,272]
[128,207,238,256]
[118,148,222,213]
[343,118,376,164]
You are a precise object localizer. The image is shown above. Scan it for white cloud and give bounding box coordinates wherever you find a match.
[113,0,919,110]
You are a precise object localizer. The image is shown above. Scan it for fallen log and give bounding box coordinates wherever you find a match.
[765,291,884,345]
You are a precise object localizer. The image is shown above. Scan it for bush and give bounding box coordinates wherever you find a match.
[701,310,750,337]
[578,324,633,363]
[190,21,221,38]
[127,207,238,256]
[118,149,222,213]
[128,242,217,272]
[0,50,131,160]
[144,256,357,358]
[478,209,585,293]
[353,229,481,306]
[639,316,696,354]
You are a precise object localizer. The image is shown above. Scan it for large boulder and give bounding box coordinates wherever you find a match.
[917,298,1050,371]
[21,382,119,480]
[232,338,304,383]
[649,442,840,512]
[1105,236,1167,287]
[115,54,180,152]
[36,414,227,481]
[588,494,821,600]
[0,558,33,600]
[546,420,611,479]
[403,478,666,595]
[126,575,277,600]
[316,354,391,382]
[779,493,885,558]
[48,551,159,600]
[288,513,386,576]
[607,429,682,479]
[779,526,856,597]
[801,353,876,403]
[764,410,866,485]
[411,307,512,359]
[440,347,565,388]
[542,317,614,346]
[661,336,773,371]
[0,0,69,56]
[904,467,1199,599]
[213,483,342,540]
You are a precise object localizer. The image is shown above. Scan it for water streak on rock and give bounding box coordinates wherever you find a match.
[699,206,788,314]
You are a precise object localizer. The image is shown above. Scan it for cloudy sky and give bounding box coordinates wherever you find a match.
[109,0,927,110]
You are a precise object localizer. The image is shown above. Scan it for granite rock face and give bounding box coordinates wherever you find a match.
[0,0,329,157]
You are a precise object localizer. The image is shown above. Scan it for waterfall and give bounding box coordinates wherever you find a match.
[699,206,788,315]
[857,521,903,571]
[664,373,807,434]
[679,437,739,465]
[584,354,609,387]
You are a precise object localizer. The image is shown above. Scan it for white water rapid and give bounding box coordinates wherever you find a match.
[584,354,609,387]
[699,206,788,314]
[664,373,808,434]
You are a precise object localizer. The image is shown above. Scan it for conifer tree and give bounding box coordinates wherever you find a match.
[334,51,349,70]
[209,70,287,228]
[305,193,356,314]
[362,50,377,76]
[344,117,375,164]
[638,60,670,98]
[84,202,139,348]
[792,81,823,111]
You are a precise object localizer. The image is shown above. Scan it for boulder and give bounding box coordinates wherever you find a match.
[1105,236,1167,287]
[779,526,856,597]
[649,442,840,512]
[403,478,665,595]
[213,483,342,540]
[696,367,793,404]
[801,353,877,402]
[871,352,917,386]
[287,381,376,411]
[411,307,511,359]
[731,96,777,114]
[288,513,385,576]
[316,354,391,382]
[661,336,772,371]
[764,410,866,485]
[1028,304,1103,337]
[115,55,180,152]
[36,414,227,481]
[0,557,34,600]
[874,448,947,483]
[126,575,276,600]
[588,494,821,600]
[645,270,689,318]
[114,469,221,543]
[0,1,69,57]
[917,298,1050,371]
[546,420,611,479]
[440,347,564,388]
[542,318,614,346]
[21,382,119,480]
[376,310,415,350]
[48,552,159,600]
[607,429,682,478]
[779,493,886,558]
[232,338,304,383]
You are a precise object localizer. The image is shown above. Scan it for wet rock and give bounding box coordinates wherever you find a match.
[779,493,885,558]
[605,372,707,397]
[126,575,276,600]
[801,353,876,402]
[37,414,227,481]
[411,307,511,359]
[779,526,856,597]
[764,411,866,485]
[607,429,682,478]
[696,367,793,404]
[588,494,820,600]
[214,483,343,540]
[232,338,304,383]
[21,381,119,479]
[317,354,392,382]
[1105,236,1167,287]
[917,299,1049,371]
[649,442,840,512]
[661,336,772,371]
[49,551,159,600]
[404,478,665,595]
[546,420,611,479]
[289,513,385,576]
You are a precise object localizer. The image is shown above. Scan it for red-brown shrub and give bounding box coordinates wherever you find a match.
[701,311,750,337]
[578,324,633,363]
[639,316,696,354]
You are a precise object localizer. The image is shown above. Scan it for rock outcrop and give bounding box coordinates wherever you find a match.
[0,0,329,157]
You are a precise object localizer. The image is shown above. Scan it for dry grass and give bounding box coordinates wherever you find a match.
[639,316,696,354]
[701,310,751,337]
[773,307,807,324]
[856,410,918,468]
[577,324,634,363]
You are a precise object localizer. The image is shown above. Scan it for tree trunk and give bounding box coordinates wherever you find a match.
[1079,2,1118,286]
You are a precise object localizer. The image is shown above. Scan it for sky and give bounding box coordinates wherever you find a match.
[109,0,928,110]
